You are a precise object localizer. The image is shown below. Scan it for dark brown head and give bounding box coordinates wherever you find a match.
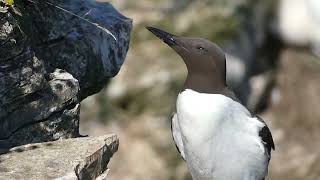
[147,26,227,94]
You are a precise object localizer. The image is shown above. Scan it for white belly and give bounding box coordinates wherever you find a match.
[176,89,269,180]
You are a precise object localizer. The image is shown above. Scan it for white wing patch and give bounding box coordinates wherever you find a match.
[171,113,186,160]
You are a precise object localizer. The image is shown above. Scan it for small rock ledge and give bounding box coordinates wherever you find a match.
[0,134,119,180]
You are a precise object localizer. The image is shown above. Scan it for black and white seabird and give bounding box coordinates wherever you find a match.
[147,27,275,180]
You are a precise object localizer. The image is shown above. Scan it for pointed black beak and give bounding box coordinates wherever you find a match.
[146,26,177,46]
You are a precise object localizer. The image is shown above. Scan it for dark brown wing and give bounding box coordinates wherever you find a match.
[256,116,275,157]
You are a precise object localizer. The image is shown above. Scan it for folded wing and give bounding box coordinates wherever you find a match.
[171,113,185,160]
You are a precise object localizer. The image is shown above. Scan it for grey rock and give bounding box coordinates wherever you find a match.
[0,134,119,180]
[3,69,81,147]
[15,0,132,99]
[0,1,131,147]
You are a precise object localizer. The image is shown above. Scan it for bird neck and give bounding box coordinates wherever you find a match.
[183,72,226,94]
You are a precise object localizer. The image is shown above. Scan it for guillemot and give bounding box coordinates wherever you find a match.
[147,27,275,180]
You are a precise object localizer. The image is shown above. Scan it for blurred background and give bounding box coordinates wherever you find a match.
[82,0,320,179]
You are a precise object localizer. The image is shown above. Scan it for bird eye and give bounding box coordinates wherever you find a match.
[196,46,206,51]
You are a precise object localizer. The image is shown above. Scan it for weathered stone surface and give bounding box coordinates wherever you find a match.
[0,11,80,148]
[0,24,80,146]
[0,134,119,180]
[15,0,132,99]
[0,1,131,147]
[2,69,81,147]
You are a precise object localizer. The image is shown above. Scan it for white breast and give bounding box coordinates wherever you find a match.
[176,89,269,180]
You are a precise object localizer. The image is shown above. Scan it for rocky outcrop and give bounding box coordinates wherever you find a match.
[15,0,132,100]
[0,1,131,148]
[0,134,119,180]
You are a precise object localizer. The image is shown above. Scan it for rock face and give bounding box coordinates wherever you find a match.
[0,134,119,180]
[16,0,132,99]
[0,1,131,148]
